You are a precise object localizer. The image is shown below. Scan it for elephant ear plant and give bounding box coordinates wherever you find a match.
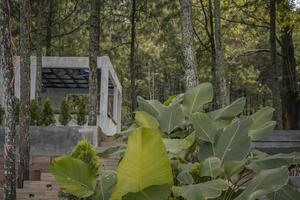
[51,82,300,200]
[137,82,300,200]
[51,111,173,200]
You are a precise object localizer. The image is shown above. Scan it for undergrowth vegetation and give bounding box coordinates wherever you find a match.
[51,83,300,200]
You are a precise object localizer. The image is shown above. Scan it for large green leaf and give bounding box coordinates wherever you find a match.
[247,153,300,172]
[93,171,117,200]
[215,119,252,163]
[234,167,289,200]
[200,157,222,178]
[191,112,217,143]
[223,160,247,177]
[157,104,184,133]
[135,111,159,129]
[172,179,228,200]
[137,96,163,118]
[182,83,213,116]
[176,163,200,185]
[51,156,96,198]
[249,107,276,140]
[209,97,246,120]
[267,184,300,200]
[111,127,173,200]
[250,107,275,129]
[249,121,276,140]
[122,185,171,200]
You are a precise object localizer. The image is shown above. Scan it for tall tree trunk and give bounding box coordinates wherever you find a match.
[279,1,299,129]
[281,26,299,129]
[35,0,44,103]
[130,0,137,112]
[213,0,228,107]
[45,0,54,56]
[0,0,17,199]
[269,0,283,129]
[88,0,100,125]
[179,0,198,89]
[18,0,31,188]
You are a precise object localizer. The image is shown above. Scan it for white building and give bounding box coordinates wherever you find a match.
[0,56,122,135]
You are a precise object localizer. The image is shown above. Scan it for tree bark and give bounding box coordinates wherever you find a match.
[130,0,137,112]
[35,0,45,103]
[0,0,17,198]
[45,0,54,56]
[269,0,283,129]
[279,1,299,129]
[281,27,299,129]
[88,0,100,125]
[213,0,228,107]
[18,0,31,188]
[179,0,198,89]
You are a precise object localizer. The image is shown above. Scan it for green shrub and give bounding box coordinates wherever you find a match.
[59,98,72,126]
[71,140,101,176]
[30,99,42,125]
[76,97,87,126]
[0,105,4,125]
[41,98,55,126]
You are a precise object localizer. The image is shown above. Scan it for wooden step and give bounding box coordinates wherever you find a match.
[23,180,60,190]
[41,173,56,182]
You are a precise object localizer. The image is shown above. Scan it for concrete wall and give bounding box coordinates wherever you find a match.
[0,126,100,156]
[252,130,300,154]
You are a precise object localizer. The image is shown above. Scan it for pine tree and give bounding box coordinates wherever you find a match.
[76,97,88,126]
[59,98,72,126]
[30,99,41,126]
[41,98,55,126]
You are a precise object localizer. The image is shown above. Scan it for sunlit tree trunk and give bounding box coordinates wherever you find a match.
[0,0,17,198]
[179,0,198,89]
[18,0,31,188]
[269,0,283,129]
[35,0,45,103]
[130,0,137,112]
[213,0,228,107]
[88,0,100,125]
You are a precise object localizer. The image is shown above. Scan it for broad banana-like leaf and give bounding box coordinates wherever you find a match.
[247,153,300,172]
[234,167,289,200]
[135,111,159,129]
[172,179,228,200]
[200,157,222,178]
[249,107,276,140]
[163,138,183,155]
[93,171,117,200]
[170,93,184,106]
[267,184,300,200]
[182,83,213,116]
[123,185,171,200]
[215,119,252,163]
[157,104,184,133]
[191,112,217,143]
[51,156,96,198]
[177,163,200,184]
[111,127,173,200]
[250,107,275,129]
[137,96,163,117]
[181,132,196,149]
[198,142,214,161]
[209,97,246,120]
[97,145,126,158]
[223,160,247,177]
[249,121,276,140]
[177,172,194,185]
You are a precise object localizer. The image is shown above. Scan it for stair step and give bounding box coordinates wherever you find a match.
[41,173,56,182]
[23,181,60,190]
